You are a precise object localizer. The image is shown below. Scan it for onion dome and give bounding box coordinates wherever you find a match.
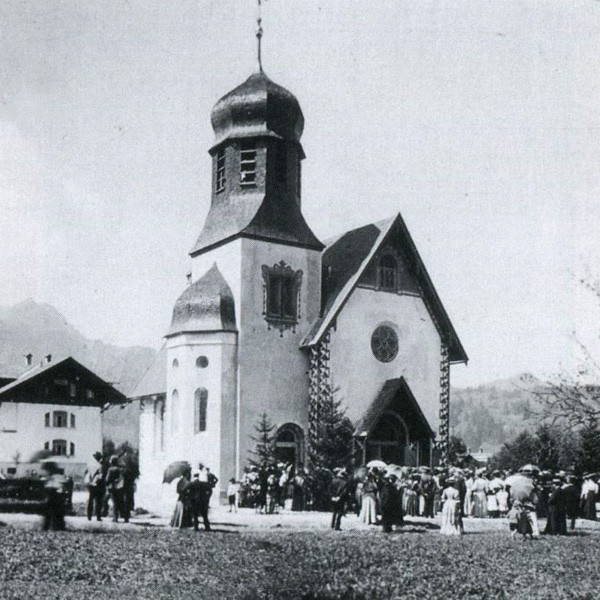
[210,70,304,148]
[167,264,236,336]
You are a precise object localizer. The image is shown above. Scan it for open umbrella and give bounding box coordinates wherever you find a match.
[28,449,53,463]
[366,459,387,469]
[519,464,540,474]
[163,461,191,484]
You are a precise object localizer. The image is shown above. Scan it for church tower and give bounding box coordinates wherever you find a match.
[164,55,323,494]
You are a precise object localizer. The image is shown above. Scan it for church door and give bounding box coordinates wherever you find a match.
[366,412,407,465]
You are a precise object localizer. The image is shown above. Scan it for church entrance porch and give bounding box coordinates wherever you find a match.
[353,378,435,468]
[274,423,304,469]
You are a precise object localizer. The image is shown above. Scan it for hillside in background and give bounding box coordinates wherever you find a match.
[0,299,157,446]
[0,301,550,455]
[450,374,545,455]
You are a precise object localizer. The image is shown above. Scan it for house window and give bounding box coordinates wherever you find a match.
[86,389,95,400]
[261,261,303,334]
[44,413,50,427]
[171,390,179,434]
[53,411,68,428]
[52,439,67,456]
[216,147,226,192]
[69,382,77,398]
[70,442,75,457]
[44,442,49,451]
[70,414,76,428]
[240,141,256,186]
[378,255,398,291]
[194,388,208,433]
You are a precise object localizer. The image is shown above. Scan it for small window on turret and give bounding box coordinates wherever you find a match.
[216,148,226,193]
[240,141,256,186]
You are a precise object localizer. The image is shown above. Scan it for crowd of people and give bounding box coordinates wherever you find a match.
[334,463,600,537]
[84,451,137,524]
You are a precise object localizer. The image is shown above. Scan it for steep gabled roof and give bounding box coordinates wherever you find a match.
[0,356,126,407]
[353,377,435,439]
[301,213,468,364]
[128,345,166,399]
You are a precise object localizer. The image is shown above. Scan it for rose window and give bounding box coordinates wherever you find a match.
[371,325,398,363]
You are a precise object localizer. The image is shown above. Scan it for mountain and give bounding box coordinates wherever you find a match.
[450,374,545,455]
[0,299,157,446]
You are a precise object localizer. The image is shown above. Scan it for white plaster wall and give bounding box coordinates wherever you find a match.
[237,239,321,471]
[0,402,102,477]
[165,331,237,497]
[329,288,442,436]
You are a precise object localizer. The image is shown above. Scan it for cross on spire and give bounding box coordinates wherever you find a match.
[256,0,264,72]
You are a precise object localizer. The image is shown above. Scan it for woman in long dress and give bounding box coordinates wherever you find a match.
[471,473,489,518]
[359,474,378,524]
[171,471,191,528]
[440,479,463,535]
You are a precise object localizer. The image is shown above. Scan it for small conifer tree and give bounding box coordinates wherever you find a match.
[249,412,277,471]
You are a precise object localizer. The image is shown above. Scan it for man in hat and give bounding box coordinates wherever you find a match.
[380,473,403,533]
[544,477,567,535]
[84,451,105,522]
[187,469,211,531]
[329,468,349,530]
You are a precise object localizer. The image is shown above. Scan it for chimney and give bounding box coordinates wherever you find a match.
[25,353,33,367]
[45,354,52,364]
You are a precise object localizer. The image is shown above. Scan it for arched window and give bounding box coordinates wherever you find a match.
[194,388,208,433]
[274,423,304,468]
[70,413,76,428]
[378,255,397,291]
[171,390,179,434]
[172,359,179,368]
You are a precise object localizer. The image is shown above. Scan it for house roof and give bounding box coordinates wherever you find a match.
[353,377,435,439]
[128,345,166,399]
[301,213,468,364]
[0,356,126,407]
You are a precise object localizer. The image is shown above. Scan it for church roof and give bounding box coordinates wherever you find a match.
[128,345,166,400]
[210,70,304,149]
[167,264,237,337]
[190,192,324,257]
[353,377,435,439]
[301,213,468,364]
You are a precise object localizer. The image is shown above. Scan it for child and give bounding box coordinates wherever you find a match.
[227,477,239,513]
[508,500,534,540]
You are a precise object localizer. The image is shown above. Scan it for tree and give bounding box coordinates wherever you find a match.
[248,412,277,471]
[102,439,139,479]
[448,435,467,465]
[577,420,600,474]
[308,389,354,471]
[489,431,539,472]
[535,424,561,471]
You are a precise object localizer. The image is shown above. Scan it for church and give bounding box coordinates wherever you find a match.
[132,56,467,510]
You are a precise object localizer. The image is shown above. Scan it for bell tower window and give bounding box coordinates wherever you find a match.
[275,143,287,182]
[215,148,226,193]
[240,141,256,186]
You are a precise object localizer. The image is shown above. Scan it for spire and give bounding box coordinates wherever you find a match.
[256,0,264,72]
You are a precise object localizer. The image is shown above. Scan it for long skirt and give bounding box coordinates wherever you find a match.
[360,495,377,524]
[582,492,597,520]
[440,500,462,535]
[170,500,191,528]
[471,491,488,518]
[404,490,417,517]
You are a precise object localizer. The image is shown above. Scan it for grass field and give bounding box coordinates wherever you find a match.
[1,523,599,599]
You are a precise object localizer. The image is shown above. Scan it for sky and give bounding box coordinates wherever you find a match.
[0,0,599,388]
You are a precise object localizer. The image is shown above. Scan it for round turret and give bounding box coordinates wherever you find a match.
[210,70,304,148]
[167,264,236,336]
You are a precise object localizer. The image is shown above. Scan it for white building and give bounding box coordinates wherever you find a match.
[132,66,467,513]
[0,356,126,479]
